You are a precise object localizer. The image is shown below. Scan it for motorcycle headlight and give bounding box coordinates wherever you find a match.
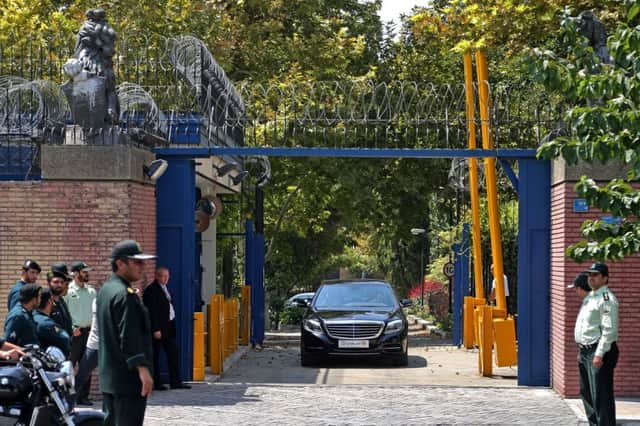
[384,319,404,334]
[303,318,323,335]
[45,346,66,363]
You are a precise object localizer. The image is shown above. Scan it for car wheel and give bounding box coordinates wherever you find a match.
[391,348,408,367]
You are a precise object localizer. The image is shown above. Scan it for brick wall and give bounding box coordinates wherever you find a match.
[0,180,157,399]
[550,182,640,397]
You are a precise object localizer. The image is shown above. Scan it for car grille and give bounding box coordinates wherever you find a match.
[325,321,384,339]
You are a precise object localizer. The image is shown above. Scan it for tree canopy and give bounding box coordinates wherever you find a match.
[0,1,632,311]
[532,2,640,261]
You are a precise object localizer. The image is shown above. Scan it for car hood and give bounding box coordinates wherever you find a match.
[312,309,399,322]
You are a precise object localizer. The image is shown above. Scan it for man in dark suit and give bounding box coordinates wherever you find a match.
[143,267,190,390]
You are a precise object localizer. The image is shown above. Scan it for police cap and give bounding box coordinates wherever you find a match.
[49,263,72,281]
[111,240,156,260]
[567,273,591,291]
[71,261,93,272]
[585,262,609,277]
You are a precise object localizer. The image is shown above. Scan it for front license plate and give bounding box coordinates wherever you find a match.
[338,339,369,349]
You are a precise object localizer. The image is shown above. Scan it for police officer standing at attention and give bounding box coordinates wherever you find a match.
[98,240,155,426]
[65,261,97,365]
[575,262,619,426]
[4,283,41,347]
[48,263,74,337]
[7,260,41,311]
[34,287,71,354]
[65,261,97,406]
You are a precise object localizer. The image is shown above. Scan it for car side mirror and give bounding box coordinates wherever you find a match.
[295,300,310,308]
[400,299,413,307]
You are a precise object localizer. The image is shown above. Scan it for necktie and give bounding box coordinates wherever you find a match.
[161,284,175,321]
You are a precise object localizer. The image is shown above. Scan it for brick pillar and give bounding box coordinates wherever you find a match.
[550,160,640,397]
[0,144,159,399]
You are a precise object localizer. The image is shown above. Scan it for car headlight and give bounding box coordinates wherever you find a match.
[384,319,404,334]
[303,318,323,335]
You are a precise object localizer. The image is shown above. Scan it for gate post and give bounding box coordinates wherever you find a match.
[245,219,265,346]
[452,224,470,346]
[156,156,196,381]
[517,158,551,386]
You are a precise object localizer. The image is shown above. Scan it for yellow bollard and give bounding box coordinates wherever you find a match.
[493,316,517,367]
[223,299,232,358]
[231,298,239,352]
[463,297,475,349]
[193,312,205,381]
[240,286,251,346]
[470,298,486,348]
[233,297,240,352]
[207,295,224,375]
[478,305,493,376]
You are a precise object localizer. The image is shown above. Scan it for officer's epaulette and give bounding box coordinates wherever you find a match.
[603,292,609,301]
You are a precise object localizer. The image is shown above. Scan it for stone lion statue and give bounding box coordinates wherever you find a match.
[63,8,119,126]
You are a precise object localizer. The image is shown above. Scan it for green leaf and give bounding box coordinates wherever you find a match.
[628,3,640,22]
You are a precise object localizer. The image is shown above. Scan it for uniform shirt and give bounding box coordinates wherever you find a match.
[97,273,153,395]
[574,285,619,357]
[51,297,73,336]
[7,280,26,312]
[64,281,97,328]
[86,299,99,351]
[4,305,39,347]
[491,274,510,297]
[33,310,71,354]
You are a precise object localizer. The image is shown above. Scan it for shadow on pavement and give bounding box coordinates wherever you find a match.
[309,355,427,369]
[147,383,258,407]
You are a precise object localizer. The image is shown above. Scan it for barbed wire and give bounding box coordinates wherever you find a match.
[0,33,566,149]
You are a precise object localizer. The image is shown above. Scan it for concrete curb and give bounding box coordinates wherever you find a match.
[565,397,640,425]
[202,345,250,383]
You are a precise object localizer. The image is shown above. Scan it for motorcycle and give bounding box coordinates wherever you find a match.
[0,345,104,425]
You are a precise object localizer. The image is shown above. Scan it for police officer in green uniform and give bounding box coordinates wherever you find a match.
[4,283,41,347]
[98,239,155,426]
[7,260,41,311]
[34,287,71,354]
[574,263,619,426]
[48,263,74,336]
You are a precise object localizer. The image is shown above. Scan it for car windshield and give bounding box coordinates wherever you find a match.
[288,293,313,302]
[313,283,396,310]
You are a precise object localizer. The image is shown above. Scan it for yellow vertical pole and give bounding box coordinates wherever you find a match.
[192,312,205,381]
[240,286,251,346]
[475,50,506,317]
[463,51,485,300]
[208,295,224,375]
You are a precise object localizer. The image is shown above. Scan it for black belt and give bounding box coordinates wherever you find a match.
[578,342,598,350]
[76,327,91,332]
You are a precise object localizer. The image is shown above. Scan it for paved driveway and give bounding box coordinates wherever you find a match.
[144,336,580,425]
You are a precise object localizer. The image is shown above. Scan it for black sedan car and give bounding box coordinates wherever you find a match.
[300,280,410,367]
